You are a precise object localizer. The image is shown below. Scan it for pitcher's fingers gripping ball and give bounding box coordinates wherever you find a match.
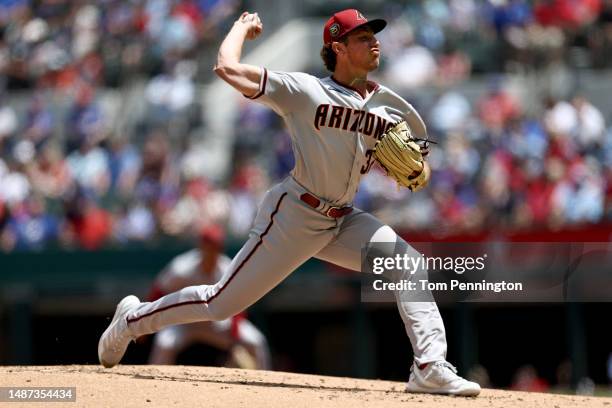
[374,120,432,192]
[239,11,263,39]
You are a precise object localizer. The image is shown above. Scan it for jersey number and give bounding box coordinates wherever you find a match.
[360,149,376,174]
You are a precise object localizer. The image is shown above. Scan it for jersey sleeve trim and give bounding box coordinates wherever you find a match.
[243,67,268,100]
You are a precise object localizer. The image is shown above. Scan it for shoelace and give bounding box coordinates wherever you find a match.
[432,361,457,373]
[429,361,461,383]
[411,361,458,373]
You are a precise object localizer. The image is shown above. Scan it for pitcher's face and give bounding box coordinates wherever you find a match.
[342,27,381,72]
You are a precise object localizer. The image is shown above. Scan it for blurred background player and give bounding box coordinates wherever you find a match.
[145,225,271,369]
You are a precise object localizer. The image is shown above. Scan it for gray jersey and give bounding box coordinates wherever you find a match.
[247,68,428,206]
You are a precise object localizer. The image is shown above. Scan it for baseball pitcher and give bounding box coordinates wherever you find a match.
[99,9,480,396]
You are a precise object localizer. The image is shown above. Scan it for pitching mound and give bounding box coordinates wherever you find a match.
[1,365,611,407]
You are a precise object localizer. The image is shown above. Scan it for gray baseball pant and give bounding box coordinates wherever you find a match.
[125,177,447,365]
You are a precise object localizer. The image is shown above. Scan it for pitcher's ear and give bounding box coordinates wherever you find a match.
[332,42,345,55]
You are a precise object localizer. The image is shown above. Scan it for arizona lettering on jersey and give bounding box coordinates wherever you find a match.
[313,104,395,139]
[247,68,428,205]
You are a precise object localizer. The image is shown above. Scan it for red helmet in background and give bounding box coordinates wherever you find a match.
[199,224,225,249]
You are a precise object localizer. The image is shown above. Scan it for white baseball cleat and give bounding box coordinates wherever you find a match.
[98,295,140,368]
[405,361,481,396]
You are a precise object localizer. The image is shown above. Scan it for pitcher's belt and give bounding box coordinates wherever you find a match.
[299,192,353,218]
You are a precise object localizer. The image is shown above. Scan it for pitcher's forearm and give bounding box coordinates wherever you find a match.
[215,22,249,70]
[213,12,263,96]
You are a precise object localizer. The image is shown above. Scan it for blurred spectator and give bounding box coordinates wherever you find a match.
[233,101,278,157]
[467,364,491,389]
[446,133,481,179]
[65,86,106,150]
[477,78,520,131]
[227,163,270,238]
[22,93,55,147]
[523,165,553,226]
[576,376,596,395]
[66,134,110,197]
[544,96,579,136]
[533,0,601,29]
[436,45,472,86]
[0,96,18,142]
[114,202,157,243]
[573,95,606,150]
[2,195,60,251]
[273,129,295,181]
[0,160,31,208]
[161,175,230,237]
[429,91,472,133]
[381,13,441,89]
[27,143,73,199]
[107,136,142,198]
[553,359,572,392]
[510,364,550,392]
[198,0,241,39]
[144,60,197,134]
[488,0,533,34]
[135,129,179,209]
[589,1,612,68]
[448,0,479,33]
[63,188,113,250]
[157,2,199,54]
[550,158,605,224]
[385,28,437,90]
[72,5,101,61]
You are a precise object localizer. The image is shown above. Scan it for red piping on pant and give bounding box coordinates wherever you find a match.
[126,192,288,325]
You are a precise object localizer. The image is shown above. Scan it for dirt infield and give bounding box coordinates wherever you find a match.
[1,365,611,408]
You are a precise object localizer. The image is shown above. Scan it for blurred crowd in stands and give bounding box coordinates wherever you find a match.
[0,0,239,89]
[1,0,612,251]
[377,0,612,86]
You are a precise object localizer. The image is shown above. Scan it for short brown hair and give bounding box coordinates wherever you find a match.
[320,45,336,72]
[320,38,348,72]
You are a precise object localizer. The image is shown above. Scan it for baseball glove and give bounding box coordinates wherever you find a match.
[374,120,431,192]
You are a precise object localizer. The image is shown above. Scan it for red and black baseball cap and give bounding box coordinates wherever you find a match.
[323,9,387,46]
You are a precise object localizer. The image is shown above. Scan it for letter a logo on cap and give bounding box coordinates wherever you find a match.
[355,11,366,21]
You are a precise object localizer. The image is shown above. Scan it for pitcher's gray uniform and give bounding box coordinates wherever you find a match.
[122,69,448,367]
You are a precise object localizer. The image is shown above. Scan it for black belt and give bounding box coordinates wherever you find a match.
[299,193,353,218]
